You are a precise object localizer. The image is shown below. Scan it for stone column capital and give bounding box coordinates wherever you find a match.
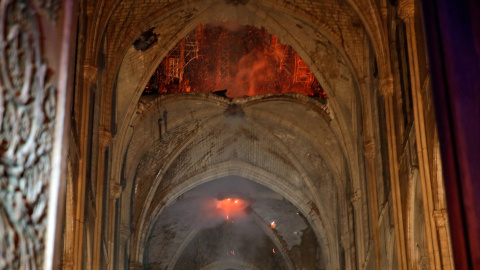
[433,209,448,227]
[351,190,362,208]
[364,139,376,160]
[83,64,98,85]
[341,233,353,249]
[98,129,112,148]
[398,0,415,21]
[110,181,122,199]
[380,74,394,97]
[119,225,130,240]
[381,6,388,19]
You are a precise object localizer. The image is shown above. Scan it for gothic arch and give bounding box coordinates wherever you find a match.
[119,95,349,268]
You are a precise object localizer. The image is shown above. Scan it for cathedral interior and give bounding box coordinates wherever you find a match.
[0,0,479,269]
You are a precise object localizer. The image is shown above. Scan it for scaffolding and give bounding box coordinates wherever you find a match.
[293,54,314,84]
[142,24,326,102]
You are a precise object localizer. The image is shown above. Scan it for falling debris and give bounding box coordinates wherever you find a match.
[213,89,228,98]
[273,248,275,254]
[271,221,276,229]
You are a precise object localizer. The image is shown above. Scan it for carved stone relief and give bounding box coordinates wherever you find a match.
[0,0,59,268]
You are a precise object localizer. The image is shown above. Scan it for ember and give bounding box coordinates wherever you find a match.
[143,23,327,101]
[271,221,276,229]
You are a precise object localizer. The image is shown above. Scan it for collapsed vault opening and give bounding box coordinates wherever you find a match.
[141,23,327,101]
[144,176,322,270]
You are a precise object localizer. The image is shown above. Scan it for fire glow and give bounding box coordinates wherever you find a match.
[143,23,327,100]
[217,198,248,220]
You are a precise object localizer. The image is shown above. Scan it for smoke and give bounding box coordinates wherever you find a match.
[146,23,326,99]
[149,177,281,265]
[228,49,271,97]
[155,177,268,234]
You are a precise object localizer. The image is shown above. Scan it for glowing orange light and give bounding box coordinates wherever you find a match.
[273,248,275,253]
[218,198,246,211]
[217,198,248,220]
[143,25,328,100]
[271,221,276,229]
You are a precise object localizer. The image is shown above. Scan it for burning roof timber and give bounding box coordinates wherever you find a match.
[143,23,327,102]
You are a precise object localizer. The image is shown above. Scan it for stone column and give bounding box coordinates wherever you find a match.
[433,210,454,269]
[364,139,382,269]
[117,224,131,270]
[398,1,451,268]
[341,227,357,270]
[92,129,112,270]
[350,190,365,268]
[107,181,122,269]
[73,63,98,270]
[380,75,408,269]
[63,160,75,270]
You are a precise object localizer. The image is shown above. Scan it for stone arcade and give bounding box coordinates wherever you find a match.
[1,0,479,269]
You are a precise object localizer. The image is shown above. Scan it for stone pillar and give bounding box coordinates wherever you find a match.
[350,190,365,267]
[117,224,131,270]
[379,75,408,270]
[364,139,382,269]
[433,210,454,269]
[73,63,98,270]
[107,181,122,269]
[63,160,75,270]
[399,1,451,269]
[92,129,112,270]
[341,231,356,270]
[398,0,415,22]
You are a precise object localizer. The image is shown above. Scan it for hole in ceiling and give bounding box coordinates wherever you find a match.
[142,23,327,101]
[145,176,322,269]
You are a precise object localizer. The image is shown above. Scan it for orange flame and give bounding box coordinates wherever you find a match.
[217,198,248,220]
[143,24,328,100]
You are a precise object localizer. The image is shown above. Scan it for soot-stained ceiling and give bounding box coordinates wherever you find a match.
[124,93,340,269]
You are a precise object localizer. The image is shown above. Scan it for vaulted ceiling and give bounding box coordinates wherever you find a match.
[121,93,352,269]
[82,0,391,268]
